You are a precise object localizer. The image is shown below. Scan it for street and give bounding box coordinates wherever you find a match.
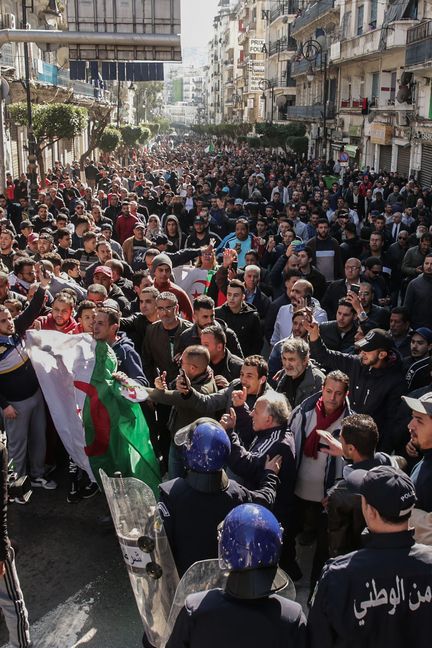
[0,470,143,648]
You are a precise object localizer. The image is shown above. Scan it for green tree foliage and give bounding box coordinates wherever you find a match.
[99,126,122,152]
[138,126,151,145]
[8,102,88,179]
[120,125,144,147]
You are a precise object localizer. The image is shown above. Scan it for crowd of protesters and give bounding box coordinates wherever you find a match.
[1,137,432,646]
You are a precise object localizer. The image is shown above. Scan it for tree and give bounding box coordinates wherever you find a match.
[135,82,164,123]
[99,126,121,153]
[120,125,144,148]
[8,103,88,181]
[79,106,112,170]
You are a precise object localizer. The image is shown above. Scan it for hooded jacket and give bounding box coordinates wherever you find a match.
[164,214,185,252]
[112,332,148,386]
[310,337,406,452]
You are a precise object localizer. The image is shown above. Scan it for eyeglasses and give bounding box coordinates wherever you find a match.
[156,304,176,313]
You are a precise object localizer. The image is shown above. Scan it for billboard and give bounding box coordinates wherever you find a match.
[67,0,181,61]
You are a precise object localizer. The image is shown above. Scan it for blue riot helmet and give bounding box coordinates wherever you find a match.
[218,504,290,599]
[174,418,230,473]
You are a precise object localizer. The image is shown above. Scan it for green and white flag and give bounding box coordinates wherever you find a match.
[26,331,160,495]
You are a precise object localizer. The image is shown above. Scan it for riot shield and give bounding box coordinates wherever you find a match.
[162,559,296,646]
[100,470,178,648]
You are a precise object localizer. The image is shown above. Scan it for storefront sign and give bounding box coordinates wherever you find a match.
[370,123,393,145]
[249,39,266,54]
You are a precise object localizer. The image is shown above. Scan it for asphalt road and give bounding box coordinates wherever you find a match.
[0,468,312,648]
[0,469,143,648]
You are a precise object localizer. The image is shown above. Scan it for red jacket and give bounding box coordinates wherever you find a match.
[36,313,77,334]
[115,214,140,245]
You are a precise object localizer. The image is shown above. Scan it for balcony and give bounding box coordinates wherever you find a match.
[291,51,327,77]
[406,19,432,70]
[57,69,109,101]
[268,37,297,58]
[270,1,300,23]
[269,76,297,90]
[284,103,336,121]
[291,0,337,36]
[331,19,418,63]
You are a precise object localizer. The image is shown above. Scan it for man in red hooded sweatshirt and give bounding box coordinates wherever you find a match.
[35,292,77,333]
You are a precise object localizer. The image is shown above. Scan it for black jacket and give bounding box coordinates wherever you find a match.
[319,320,357,352]
[309,530,432,648]
[411,449,432,512]
[227,405,296,526]
[177,320,243,358]
[159,469,279,577]
[211,349,243,382]
[166,589,306,648]
[215,303,263,357]
[327,452,394,558]
[321,279,348,320]
[310,337,406,452]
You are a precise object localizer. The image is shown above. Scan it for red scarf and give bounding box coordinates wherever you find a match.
[303,397,344,460]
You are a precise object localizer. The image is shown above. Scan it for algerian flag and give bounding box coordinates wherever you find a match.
[26,331,160,496]
[172,266,215,301]
[204,143,215,154]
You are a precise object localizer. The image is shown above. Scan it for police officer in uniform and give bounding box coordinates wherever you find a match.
[309,466,432,648]
[166,503,307,648]
[158,418,282,578]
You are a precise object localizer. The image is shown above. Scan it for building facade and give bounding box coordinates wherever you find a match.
[205,0,432,183]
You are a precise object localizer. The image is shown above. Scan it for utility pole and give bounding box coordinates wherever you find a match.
[21,0,38,201]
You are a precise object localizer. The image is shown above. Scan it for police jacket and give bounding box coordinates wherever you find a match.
[326,452,394,557]
[227,405,296,526]
[158,469,279,577]
[308,529,432,648]
[166,588,307,648]
[309,337,406,452]
[411,449,432,513]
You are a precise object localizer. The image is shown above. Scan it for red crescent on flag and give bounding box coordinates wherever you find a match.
[192,279,210,287]
[74,381,111,457]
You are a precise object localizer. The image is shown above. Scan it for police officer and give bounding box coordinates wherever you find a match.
[158,418,282,578]
[309,466,432,648]
[166,503,307,648]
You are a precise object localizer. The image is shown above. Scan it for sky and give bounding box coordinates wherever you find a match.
[181,0,221,49]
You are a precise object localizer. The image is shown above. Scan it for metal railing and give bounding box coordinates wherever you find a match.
[291,0,335,34]
[406,19,432,66]
[270,1,300,23]
[269,75,296,88]
[268,37,297,56]
[285,103,335,119]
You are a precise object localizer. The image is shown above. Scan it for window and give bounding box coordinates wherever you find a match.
[370,0,378,28]
[357,5,364,35]
[371,71,380,103]
[342,11,351,38]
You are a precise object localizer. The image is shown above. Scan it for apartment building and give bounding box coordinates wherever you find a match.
[206,0,432,183]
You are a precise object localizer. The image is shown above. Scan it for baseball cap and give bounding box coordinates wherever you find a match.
[100,223,113,231]
[20,220,33,230]
[347,465,417,519]
[355,328,393,352]
[414,327,432,344]
[221,186,230,194]
[27,233,39,243]
[102,298,120,312]
[133,222,146,230]
[194,216,207,224]
[153,234,171,246]
[234,198,243,205]
[93,265,113,279]
[402,391,432,415]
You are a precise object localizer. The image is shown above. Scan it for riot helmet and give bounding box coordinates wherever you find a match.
[174,418,230,473]
[218,504,290,599]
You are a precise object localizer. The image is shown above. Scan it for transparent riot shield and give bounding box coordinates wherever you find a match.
[100,470,179,648]
[162,559,296,646]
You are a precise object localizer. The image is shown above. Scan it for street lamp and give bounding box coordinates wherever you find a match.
[300,39,328,158]
[259,78,275,125]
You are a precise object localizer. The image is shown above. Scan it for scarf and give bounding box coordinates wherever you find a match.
[303,397,345,460]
